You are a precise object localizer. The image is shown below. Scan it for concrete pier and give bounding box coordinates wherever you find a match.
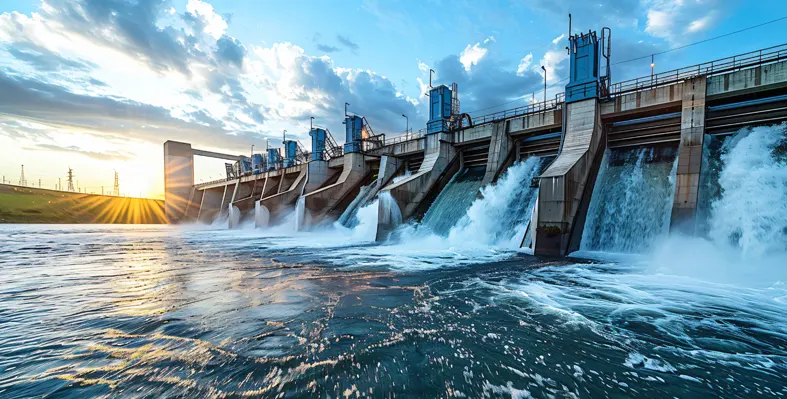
[670,77,707,233]
[535,98,605,256]
[375,133,456,241]
[302,153,368,228]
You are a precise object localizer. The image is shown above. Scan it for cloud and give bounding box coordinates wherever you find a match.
[313,33,340,53]
[186,0,228,40]
[7,44,96,72]
[432,53,542,115]
[0,71,258,153]
[25,143,135,161]
[537,49,569,83]
[316,43,340,53]
[215,35,246,68]
[459,38,492,72]
[516,53,533,76]
[552,34,565,45]
[336,35,359,53]
[251,43,422,134]
[644,1,719,43]
[687,14,714,33]
[521,0,642,30]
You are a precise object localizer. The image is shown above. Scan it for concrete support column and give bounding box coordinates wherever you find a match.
[376,139,455,241]
[482,120,510,185]
[197,187,224,223]
[670,76,707,233]
[163,141,194,223]
[535,98,604,256]
[306,160,332,192]
[377,155,401,186]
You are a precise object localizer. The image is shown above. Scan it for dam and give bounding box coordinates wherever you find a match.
[164,28,787,257]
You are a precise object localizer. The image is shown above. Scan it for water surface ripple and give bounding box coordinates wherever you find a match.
[1,225,785,398]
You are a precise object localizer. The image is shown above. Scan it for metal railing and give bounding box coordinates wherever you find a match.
[609,43,787,96]
[382,129,427,146]
[469,93,565,126]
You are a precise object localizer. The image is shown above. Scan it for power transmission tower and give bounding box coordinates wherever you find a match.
[113,170,119,196]
[67,168,75,192]
[19,164,27,186]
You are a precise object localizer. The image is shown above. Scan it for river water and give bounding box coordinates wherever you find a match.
[1,224,786,398]
[2,125,787,398]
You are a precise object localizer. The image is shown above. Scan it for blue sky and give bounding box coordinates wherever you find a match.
[1,0,786,197]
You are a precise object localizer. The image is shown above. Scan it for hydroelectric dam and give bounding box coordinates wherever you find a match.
[163,29,787,257]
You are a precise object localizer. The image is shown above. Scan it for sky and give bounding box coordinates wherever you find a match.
[1,0,786,199]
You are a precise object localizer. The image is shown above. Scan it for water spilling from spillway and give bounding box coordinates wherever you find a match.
[704,125,787,256]
[419,167,484,236]
[580,146,678,253]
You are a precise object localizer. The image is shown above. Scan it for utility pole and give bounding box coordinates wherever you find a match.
[67,168,75,192]
[19,164,27,186]
[113,171,119,196]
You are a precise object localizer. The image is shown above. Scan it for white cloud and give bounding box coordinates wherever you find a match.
[644,1,719,43]
[687,14,713,33]
[535,49,569,83]
[186,0,228,40]
[416,58,429,73]
[516,53,533,76]
[459,43,487,72]
[552,34,565,45]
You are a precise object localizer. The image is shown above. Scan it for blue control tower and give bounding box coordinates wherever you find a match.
[310,128,327,161]
[252,154,265,174]
[565,29,608,103]
[267,148,280,171]
[344,115,364,153]
[427,84,454,134]
[282,140,298,168]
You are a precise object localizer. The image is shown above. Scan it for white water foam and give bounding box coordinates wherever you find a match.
[578,147,677,254]
[708,124,787,257]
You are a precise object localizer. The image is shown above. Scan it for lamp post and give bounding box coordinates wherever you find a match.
[541,65,547,106]
[402,114,408,134]
[651,54,655,85]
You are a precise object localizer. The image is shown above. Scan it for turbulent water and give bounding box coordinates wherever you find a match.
[2,127,787,398]
[580,147,678,254]
[420,167,485,236]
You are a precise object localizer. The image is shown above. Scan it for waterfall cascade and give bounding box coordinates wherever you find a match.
[337,181,379,228]
[378,191,403,231]
[446,157,548,247]
[228,204,241,229]
[579,147,678,254]
[706,124,787,256]
[254,201,270,228]
[420,167,484,236]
